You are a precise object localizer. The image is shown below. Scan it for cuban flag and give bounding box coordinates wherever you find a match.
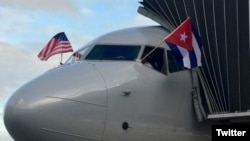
[164,17,202,69]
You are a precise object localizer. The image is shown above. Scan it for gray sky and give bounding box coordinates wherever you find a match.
[0,0,158,140]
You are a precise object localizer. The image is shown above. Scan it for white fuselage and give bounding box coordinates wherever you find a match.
[4,26,212,141]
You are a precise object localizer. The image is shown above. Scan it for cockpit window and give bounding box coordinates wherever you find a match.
[85,45,140,61]
[141,46,166,73]
[65,46,90,64]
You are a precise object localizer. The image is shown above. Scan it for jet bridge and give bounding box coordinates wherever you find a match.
[138,0,250,122]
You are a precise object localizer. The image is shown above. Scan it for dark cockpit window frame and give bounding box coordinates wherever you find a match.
[141,46,167,74]
[85,44,141,61]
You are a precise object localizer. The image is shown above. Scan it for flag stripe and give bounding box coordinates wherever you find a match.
[192,26,203,48]
[44,39,58,57]
[42,46,73,61]
[189,47,197,68]
[192,33,202,66]
[192,25,203,66]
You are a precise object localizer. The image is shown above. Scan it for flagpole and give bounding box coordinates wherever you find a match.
[141,40,165,62]
[60,53,63,65]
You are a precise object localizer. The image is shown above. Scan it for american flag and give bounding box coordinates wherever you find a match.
[38,32,73,61]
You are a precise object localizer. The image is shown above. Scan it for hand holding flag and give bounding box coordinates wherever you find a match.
[164,17,202,69]
[38,32,73,61]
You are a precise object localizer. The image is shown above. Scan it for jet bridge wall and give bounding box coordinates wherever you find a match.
[138,0,250,114]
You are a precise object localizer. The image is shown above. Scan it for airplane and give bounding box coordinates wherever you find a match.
[3,25,212,141]
[4,0,250,140]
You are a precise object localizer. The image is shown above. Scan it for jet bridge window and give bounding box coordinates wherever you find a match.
[86,45,140,61]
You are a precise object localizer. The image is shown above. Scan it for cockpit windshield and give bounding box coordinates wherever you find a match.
[85,45,140,61]
[65,46,90,64]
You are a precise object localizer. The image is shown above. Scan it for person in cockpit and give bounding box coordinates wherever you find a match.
[141,56,153,69]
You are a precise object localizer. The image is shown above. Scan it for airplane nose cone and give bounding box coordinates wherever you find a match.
[4,94,21,140]
[4,63,107,141]
[4,88,41,141]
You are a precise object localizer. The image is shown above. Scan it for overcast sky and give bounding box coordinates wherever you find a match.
[0,0,158,140]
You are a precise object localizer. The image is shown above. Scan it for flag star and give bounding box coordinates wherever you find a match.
[180,32,188,42]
